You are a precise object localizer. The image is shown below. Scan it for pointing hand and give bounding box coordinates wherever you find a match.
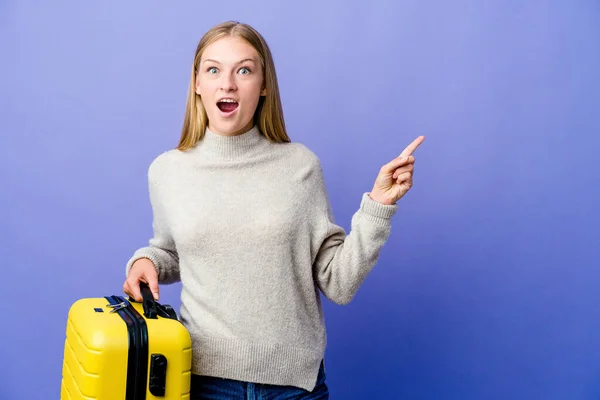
[369,136,425,205]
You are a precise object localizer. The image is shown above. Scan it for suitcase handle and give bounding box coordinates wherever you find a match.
[140,282,158,319]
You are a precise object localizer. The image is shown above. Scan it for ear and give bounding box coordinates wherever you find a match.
[260,86,267,96]
[194,74,201,96]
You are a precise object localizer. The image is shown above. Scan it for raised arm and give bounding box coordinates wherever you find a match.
[312,136,424,305]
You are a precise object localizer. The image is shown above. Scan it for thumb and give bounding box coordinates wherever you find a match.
[381,156,413,175]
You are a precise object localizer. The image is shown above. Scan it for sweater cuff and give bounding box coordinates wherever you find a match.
[359,192,398,220]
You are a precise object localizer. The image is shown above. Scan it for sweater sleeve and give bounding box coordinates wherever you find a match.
[311,161,398,305]
[125,158,181,284]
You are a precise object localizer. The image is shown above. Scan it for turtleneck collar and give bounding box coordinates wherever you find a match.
[194,125,267,159]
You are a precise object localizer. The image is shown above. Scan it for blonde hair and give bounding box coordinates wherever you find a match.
[177,21,290,150]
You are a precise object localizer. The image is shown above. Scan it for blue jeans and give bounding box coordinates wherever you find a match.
[190,362,329,399]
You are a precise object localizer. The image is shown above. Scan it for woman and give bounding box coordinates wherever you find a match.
[123,20,424,399]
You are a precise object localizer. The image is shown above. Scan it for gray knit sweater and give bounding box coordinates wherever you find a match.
[125,125,398,391]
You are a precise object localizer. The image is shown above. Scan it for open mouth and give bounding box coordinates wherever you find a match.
[217,99,239,113]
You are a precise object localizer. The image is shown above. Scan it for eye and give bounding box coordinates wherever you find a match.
[238,67,251,75]
[207,67,218,74]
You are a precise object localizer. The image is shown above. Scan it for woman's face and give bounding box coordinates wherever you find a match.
[195,36,266,136]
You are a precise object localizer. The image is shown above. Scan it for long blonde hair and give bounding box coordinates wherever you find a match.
[177,21,290,150]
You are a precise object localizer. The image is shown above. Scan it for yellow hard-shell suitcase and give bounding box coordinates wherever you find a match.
[60,283,192,399]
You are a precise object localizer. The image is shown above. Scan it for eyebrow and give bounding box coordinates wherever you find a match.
[202,58,257,65]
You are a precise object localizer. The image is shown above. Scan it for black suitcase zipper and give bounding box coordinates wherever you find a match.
[105,295,149,400]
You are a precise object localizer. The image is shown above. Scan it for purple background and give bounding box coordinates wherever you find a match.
[2,1,599,399]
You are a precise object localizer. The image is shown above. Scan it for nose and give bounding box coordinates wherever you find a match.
[220,72,237,92]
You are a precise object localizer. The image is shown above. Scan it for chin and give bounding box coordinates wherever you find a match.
[208,115,253,136]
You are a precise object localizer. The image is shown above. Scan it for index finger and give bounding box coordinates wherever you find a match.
[399,136,425,158]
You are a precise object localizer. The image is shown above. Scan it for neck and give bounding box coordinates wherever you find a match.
[208,120,255,137]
